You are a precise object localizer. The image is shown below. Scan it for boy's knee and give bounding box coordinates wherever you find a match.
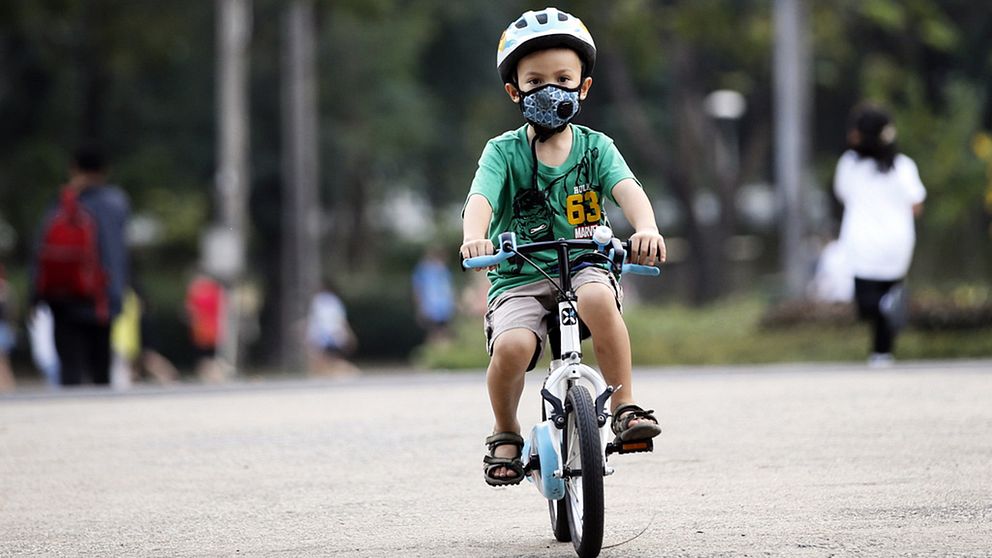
[491,328,538,366]
[576,283,618,314]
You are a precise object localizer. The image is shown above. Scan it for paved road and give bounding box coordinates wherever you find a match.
[2,361,991,557]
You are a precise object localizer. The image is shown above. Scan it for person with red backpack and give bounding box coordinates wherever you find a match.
[31,145,130,386]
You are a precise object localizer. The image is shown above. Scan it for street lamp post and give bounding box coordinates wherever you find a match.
[704,89,747,183]
[213,0,251,375]
[773,0,811,298]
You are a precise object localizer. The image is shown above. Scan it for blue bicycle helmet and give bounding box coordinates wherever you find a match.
[496,7,596,85]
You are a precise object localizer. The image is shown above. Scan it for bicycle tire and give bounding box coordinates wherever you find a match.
[549,494,571,542]
[563,384,604,557]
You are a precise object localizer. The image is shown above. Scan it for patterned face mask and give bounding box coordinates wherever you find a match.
[519,83,581,140]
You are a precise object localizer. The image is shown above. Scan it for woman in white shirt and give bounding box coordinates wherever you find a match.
[833,103,926,366]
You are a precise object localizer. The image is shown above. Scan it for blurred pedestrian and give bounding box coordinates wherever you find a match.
[834,103,926,367]
[135,287,178,385]
[411,249,456,344]
[28,303,60,386]
[110,288,141,390]
[185,271,226,383]
[0,264,16,393]
[31,144,130,386]
[305,280,358,377]
[112,287,179,386]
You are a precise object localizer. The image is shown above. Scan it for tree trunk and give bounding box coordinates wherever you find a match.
[76,3,107,141]
[599,43,726,304]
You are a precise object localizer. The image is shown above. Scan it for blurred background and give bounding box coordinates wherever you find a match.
[1,0,991,384]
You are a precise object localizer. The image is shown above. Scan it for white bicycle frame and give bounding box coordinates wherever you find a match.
[541,300,617,479]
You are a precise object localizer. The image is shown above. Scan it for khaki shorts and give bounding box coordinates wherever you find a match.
[484,266,623,370]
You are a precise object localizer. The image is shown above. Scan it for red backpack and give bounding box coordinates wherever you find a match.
[35,187,109,322]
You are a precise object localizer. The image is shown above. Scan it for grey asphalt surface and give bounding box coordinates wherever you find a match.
[1,360,991,558]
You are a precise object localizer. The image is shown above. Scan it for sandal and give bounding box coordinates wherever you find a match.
[483,432,525,487]
[611,403,662,442]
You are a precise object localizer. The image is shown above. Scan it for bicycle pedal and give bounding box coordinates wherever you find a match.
[608,438,654,455]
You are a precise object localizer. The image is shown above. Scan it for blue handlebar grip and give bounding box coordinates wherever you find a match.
[622,263,661,276]
[463,251,511,269]
[463,232,517,269]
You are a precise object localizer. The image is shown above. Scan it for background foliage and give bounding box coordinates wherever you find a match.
[1,0,990,369]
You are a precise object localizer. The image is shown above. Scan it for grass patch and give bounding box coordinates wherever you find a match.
[416,297,992,369]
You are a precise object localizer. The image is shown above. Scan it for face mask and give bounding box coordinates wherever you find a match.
[519,83,581,140]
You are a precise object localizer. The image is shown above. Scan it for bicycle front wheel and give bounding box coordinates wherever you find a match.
[562,384,604,557]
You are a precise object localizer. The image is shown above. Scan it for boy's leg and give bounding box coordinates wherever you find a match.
[573,268,658,437]
[483,285,551,481]
[486,328,538,479]
[487,328,538,433]
[574,281,635,409]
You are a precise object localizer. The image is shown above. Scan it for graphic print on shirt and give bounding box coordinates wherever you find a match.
[547,146,608,239]
[508,145,610,260]
[511,187,555,245]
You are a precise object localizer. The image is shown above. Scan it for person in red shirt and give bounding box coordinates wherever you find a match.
[185,272,226,382]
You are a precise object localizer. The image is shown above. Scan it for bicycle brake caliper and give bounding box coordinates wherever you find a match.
[594,385,616,427]
[541,388,566,429]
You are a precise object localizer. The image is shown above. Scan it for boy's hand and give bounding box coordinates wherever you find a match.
[460,238,496,271]
[628,230,666,266]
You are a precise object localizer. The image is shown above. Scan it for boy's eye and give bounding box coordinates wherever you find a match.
[558,76,572,83]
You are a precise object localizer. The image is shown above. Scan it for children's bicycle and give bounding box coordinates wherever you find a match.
[463,226,660,558]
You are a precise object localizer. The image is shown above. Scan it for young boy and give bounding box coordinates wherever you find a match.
[461,7,667,486]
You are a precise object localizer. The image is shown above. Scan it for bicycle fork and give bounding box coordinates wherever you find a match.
[540,300,620,476]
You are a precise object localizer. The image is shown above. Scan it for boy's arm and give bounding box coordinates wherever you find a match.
[612,179,667,266]
[460,194,495,269]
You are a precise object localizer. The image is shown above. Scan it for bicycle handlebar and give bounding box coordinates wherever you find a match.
[462,228,661,277]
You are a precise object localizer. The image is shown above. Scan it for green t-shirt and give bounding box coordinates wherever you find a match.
[467,124,640,301]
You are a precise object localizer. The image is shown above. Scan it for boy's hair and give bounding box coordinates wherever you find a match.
[496,7,596,85]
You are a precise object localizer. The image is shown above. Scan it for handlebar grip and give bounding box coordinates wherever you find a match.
[622,263,661,276]
[462,251,511,269]
[462,231,517,270]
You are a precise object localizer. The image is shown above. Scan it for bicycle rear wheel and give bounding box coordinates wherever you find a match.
[549,493,571,542]
[562,384,604,557]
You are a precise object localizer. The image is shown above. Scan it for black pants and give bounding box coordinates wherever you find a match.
[52,316,112,386]
[853,277,900,355]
